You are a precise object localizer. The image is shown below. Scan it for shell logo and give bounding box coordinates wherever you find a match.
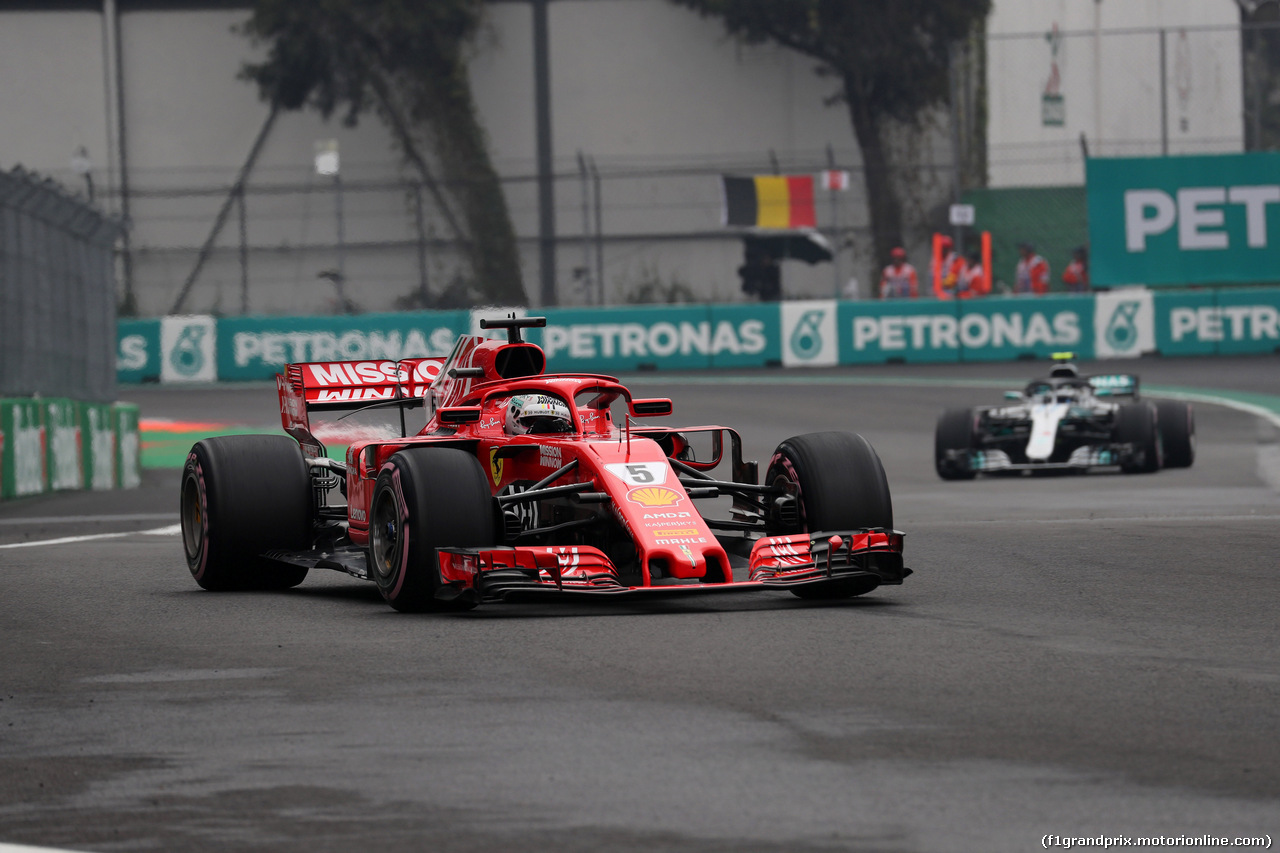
[626,486,682,508]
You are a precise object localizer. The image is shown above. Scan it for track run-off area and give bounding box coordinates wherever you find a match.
[1,355,1277,852]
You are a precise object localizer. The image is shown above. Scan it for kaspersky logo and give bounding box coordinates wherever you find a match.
[789,309,826,360]
[1105,301,1142,352]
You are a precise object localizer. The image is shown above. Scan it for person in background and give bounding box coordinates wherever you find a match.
[1014,242,1050,295]
[959,251,989,298]
[932,236,965,299]
[879,246,918,299]
[1062,245,1089,293]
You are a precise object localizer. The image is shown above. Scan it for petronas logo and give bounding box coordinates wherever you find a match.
[170,324,207,376]
[1105,301,1141,352]
[789,310,826,360]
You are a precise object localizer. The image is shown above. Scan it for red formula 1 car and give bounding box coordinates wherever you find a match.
[180,316,909,611]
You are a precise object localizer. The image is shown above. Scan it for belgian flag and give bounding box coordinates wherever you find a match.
[721,175,816,229]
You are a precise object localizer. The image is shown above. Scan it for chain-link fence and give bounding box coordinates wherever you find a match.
[0,166,121,402]
[113,147,955,317]
[87,19,1280,316]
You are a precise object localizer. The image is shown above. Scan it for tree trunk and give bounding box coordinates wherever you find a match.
[845,74,904,275]
[421,65,527,306]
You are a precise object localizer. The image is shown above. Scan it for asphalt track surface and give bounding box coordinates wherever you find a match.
[1,356,1278,853]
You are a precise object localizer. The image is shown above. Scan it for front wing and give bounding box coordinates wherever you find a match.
[965,445,1124,472]
[435,529,909,603]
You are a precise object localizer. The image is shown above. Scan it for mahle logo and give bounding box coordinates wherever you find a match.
[1105,301,1142,352]
[789,310,826,360]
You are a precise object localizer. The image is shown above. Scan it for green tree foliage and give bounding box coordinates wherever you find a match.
[240,0,526,305]
[671,0,990,268]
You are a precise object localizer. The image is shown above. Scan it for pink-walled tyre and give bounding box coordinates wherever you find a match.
[367,448,495,613]
[765,432,893,600]
[181,435,311,591]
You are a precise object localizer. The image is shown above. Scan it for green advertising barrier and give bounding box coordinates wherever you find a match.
[840,299,960,365]
[1155,287,1280,356]
[117,319,162,384]
[1154,289,1218,356]
[44,398,83,491]
[1088,153,1280,287]
[113,287,1280,385]
[526,305,778,373]
[81,402,116,491]
[839,295,1089,364]
[114,403,141,488]
[1,399,46,499]
[708,303,781,368]
[216,311,469,381]
[1209,287,1280,356]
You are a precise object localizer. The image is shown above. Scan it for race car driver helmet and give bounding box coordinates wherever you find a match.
[505,394,574,435]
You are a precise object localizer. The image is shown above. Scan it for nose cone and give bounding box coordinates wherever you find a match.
[590,441,728,583]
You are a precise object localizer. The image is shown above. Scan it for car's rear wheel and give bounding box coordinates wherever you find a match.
[367,448,495,612]
[181,435,312,591]
[765,432,893,599]
[1155,400,1195,469]
[1116,402,1162,474]
[935,408,978,480]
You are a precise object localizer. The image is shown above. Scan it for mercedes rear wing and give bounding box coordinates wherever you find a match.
[1087,373,1139,398]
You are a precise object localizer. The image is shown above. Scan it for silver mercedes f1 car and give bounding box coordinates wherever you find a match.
[934,354,1194,479]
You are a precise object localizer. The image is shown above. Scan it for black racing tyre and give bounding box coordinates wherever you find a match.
[1116,402,1162,474]
[181,435,312,591]
[367,448,496,613]
[934,408,978,480]
[765,432,892,600]
[1155,400,1195,469]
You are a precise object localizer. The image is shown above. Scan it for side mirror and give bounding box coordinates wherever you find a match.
[438,406,482,424]
[1004,391,1021,400]
[629,398,673,417]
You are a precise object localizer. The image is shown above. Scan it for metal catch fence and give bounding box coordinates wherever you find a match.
[0,166,122,403]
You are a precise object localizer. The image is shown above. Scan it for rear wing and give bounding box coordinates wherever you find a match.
[278,358,445,456]
[1087,373,1139,397]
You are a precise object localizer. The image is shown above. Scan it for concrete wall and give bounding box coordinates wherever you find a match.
[987,0,1244,187]
[0,1,918,314]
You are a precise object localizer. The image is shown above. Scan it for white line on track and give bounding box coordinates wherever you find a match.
[0,844,94,853]
[918,514,1280,526]
[0,512,175,527]
[0,524,180,550]
[1145,389,1280,429]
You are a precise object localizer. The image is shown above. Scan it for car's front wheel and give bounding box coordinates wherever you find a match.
[1116,402,1162,474]
[765,432,892,599]
[1155,400,1195,469]
[935,408,978,480]
[367,448,495,612]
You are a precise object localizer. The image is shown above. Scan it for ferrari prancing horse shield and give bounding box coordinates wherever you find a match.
[489,447,504,485]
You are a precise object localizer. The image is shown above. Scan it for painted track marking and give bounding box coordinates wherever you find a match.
[0,525,179,551]
[0,512,175,527]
